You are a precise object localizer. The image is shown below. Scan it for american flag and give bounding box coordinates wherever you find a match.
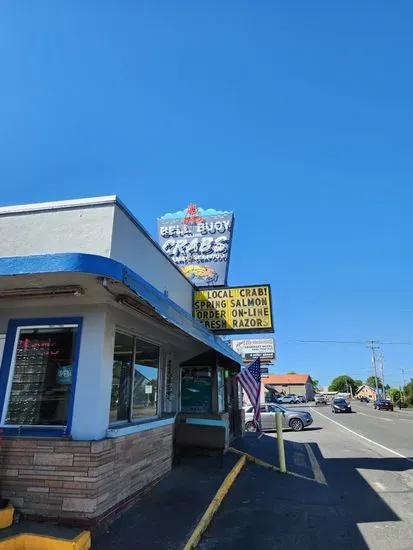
[236,358,262,431]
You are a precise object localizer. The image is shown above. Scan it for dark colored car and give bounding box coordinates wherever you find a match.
[374,399,393,411]
[331,398,352,413]
[359,397,370,403]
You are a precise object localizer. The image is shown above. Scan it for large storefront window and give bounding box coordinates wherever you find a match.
[3,325,78,426]
[109,332,160,425]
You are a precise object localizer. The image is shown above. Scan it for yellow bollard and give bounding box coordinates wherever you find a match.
[276,411,287,473]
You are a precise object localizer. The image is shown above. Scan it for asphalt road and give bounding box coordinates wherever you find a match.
[200,401,413,550]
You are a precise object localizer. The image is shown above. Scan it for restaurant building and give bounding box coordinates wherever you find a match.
[0,196,242,525]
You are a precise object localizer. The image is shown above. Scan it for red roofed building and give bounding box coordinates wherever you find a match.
[261,374,315,403]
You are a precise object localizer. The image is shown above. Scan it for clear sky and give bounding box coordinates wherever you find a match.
[1,1,413,388]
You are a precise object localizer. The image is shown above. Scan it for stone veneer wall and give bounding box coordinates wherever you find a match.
[0,424,173,524]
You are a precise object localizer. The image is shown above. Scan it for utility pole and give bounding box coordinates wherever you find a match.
[378,354,385,398]
[366,341,380,398]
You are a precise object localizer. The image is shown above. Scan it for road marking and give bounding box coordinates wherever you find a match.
[229,447,326,485]
[304,443,327,485]
[357,412,393,422]
[312,408,413,464]
[293,451,307,468]
[183,454,246,550]
[374,481,386,491]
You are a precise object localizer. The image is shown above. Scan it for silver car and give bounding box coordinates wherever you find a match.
[245,403,313,432]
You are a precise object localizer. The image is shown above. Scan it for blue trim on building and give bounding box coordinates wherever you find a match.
[106,417,175,438]
[0,316,83,436]
[0,253,241,364]
[185,418,227,427]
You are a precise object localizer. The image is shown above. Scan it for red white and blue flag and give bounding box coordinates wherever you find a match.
[236,357,262,431]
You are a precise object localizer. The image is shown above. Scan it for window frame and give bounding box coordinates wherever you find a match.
[0,317,83,437]
[217,367,225,413]
[109,329,162,428]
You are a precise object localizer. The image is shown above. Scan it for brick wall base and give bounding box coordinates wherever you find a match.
[0,424,173,524]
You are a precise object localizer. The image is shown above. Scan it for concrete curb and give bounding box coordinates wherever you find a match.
[229,446,327,485]
[0,505,14,530]
[183,455,246,550]
[0,530,91,549]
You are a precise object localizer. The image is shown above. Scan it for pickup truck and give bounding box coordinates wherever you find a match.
[314,394,328,406]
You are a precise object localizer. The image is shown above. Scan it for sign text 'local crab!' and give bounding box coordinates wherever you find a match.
[193,285,274,334]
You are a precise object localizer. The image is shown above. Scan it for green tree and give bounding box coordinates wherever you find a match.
[311,378,320,389]
[403,378,413,406]
[354,379,363,389]
[287,371,297,374]
[329,375,358,394]
[365,375,383,389]
[388,388,401,403]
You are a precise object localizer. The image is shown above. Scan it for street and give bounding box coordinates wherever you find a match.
[199,401,413,550]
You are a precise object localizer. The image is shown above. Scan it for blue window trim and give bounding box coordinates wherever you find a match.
[0,316,83,437]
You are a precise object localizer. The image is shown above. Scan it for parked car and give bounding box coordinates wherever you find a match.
[331,398,352,413]
[296,395,307,403]
[374,399,393,411]
[359,396,370,403]
[314,394,328,406]
[277,395,299,404]
[245,403,313,432]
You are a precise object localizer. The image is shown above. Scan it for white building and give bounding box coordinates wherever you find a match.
[0,196,242,525]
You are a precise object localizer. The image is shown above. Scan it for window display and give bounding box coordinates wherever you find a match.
[4,325,78,426]
[180,367,212,413]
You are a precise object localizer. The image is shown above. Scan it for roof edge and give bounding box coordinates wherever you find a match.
[0,252,240,364]
[0,195,195,288]
[0,195,118,216]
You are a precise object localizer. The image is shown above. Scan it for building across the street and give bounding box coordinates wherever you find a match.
[354,385,378,401]
[261,374,315,403]
[0,196,243,526]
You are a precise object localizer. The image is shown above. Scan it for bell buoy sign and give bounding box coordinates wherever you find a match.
[157,204,234,287]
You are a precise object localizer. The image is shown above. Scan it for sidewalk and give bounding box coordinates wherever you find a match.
[93,453,239,550]
[232,430,321,482]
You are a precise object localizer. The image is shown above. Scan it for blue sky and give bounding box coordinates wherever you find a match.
[1,1,413,388]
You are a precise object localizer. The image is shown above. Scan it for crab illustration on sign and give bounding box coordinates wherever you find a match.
[183,204,203,225]
[157,205,234,287]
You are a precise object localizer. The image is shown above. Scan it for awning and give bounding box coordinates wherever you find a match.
[181,349,240,372]
[0,253,242,365]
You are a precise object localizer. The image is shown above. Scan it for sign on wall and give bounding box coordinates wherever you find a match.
[193,284,274,334]
[231,338,275,363]
[157,204,234,287]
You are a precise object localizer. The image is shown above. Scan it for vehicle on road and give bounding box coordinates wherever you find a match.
[331,398,352,413]
[359,396,370,403]
[315,393,328,406]
[374,399,393,411]
[245,403,313,432]
[296,395,307,403]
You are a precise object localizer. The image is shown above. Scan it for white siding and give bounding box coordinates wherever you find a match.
[0,205,114,259]
[110,206,193,313]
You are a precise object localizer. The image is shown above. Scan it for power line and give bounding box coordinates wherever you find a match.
[291,339,413,346]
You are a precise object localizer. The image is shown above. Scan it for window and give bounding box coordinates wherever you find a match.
[217,368,225,412]
[132,339,159,419]
[109,333,134,423]
[181,367,212,413]
[109,332,160,425]
[2,324,79,426]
